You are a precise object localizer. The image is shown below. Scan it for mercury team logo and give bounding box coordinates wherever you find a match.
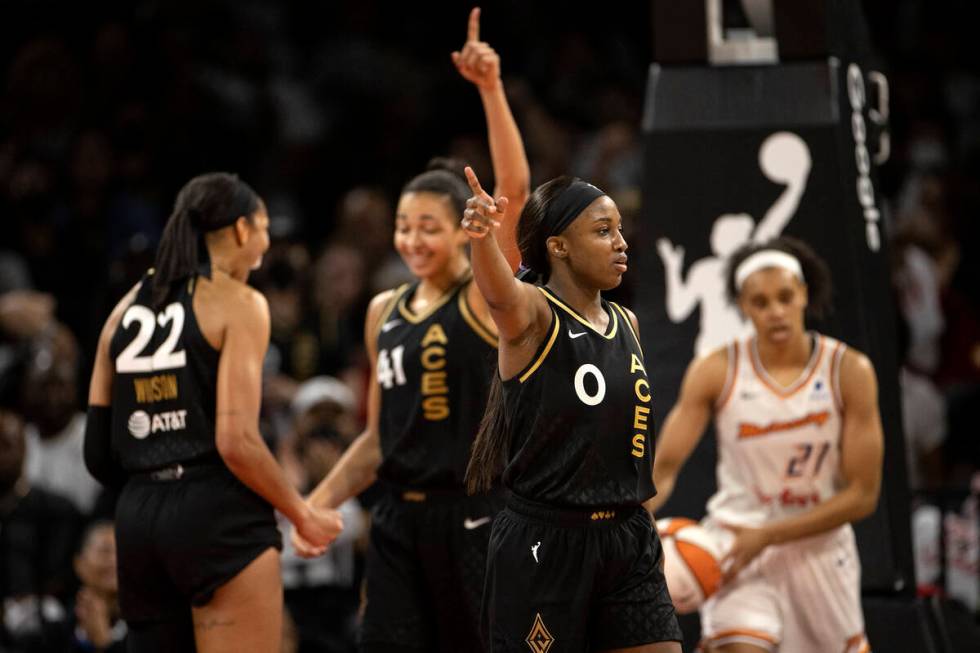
[525,613,554,653]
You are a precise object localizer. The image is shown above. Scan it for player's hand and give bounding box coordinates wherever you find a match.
[656,238,684,266]
[720,524,772,583]
[462,166,507,239]
[451,8,501,92]
[294,505,344,557]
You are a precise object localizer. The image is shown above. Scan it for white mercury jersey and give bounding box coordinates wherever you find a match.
[706,333,847,527]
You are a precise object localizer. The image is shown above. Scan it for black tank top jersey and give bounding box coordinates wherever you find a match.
[501,288,656,509]
[375,279,498,489]
[109,271,221,472]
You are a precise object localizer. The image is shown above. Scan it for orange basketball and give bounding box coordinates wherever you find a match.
[656,517,724,614]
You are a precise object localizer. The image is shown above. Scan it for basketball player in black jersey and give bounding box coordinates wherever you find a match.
[85,173,343,652]
[462,168,682,652]
[295,9,530,653]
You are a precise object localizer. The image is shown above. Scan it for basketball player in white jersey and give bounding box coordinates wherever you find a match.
[647,237,883,653]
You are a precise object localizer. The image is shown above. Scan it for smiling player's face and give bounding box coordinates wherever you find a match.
[394,191,467,280]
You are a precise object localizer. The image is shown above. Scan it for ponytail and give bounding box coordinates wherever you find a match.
[465,370,511,494]
[150,207,204,308]
[150,172,260,309]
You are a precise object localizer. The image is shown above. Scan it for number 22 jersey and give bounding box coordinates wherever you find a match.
[109,271,220,472]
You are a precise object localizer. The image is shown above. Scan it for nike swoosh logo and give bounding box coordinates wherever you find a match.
[463,516,492,530]
[568,330,587,339]
[381,319,402,333]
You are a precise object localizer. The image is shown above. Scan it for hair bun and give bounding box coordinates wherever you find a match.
[425,157,468,181]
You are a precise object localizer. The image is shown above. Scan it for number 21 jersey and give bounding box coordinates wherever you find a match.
[708,333,847,526]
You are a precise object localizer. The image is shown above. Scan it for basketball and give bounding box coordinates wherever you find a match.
[656,517,724,614]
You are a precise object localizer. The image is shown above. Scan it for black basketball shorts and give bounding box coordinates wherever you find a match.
[115,464,282,628]
[359,488,505,652]
[482,495,682,652]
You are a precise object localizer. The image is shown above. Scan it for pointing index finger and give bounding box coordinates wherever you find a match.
[464,166,485,197]
[467,7,480,42]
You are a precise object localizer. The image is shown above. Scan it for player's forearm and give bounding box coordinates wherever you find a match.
[470,231,523,312]
[481,84,529,272]
[764,483,879,546]
[480,83,529,205]
[217,428,309,525]
[308,429,380,509]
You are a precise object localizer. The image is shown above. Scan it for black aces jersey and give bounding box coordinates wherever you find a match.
[501,287,656,508]
[375,279,497,489]
[109,271,220,472]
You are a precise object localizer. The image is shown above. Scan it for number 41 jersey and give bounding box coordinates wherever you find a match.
[375,280,498,489]
[109,271,220,472]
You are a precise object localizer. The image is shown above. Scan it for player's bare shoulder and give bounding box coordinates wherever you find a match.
[837,345,878,402]
[193,272,269,349]
[366,286,402,331]
[100,281,143,345]
[684,344,730,403]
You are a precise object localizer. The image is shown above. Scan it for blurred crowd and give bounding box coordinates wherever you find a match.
[0,1,978,650]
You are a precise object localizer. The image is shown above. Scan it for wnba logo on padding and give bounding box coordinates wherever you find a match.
[657,132,812,356]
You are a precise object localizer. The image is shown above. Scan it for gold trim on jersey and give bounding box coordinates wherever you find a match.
[374,284,411,339]
[518,309,560,384]
[397,282,459,324]
[610,302,641,355]
[538,287,618,339]
[457,284,498,348]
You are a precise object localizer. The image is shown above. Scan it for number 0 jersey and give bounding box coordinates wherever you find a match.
[375,279,497,489]
[109,271,220,472]
[707,333,847,526]
[501,288,656,509]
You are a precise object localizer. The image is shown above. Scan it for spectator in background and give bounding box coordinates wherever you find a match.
[251,241,319,443]
[311,242,369,377]
[20,323,102,516]
[71,521,126,652]
[278,376,366,653]
[331,187,411,295]
[0,406,81,652]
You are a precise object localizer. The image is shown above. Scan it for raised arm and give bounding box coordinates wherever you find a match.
[462,167,550,370]
[722,349,884,581]
[215,288,342,550]
[644,348,726,515]
[452,7,529,272]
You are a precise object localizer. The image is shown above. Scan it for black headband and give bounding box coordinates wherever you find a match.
[543,179,607,238]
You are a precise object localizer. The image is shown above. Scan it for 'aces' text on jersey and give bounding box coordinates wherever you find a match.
[375,280,497,489]
[501,287,656,508]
